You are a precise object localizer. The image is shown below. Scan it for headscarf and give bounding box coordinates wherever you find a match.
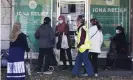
[56,15,66,32]
[10,22,21,42]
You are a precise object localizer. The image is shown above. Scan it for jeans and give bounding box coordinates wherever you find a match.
[72,50,94,76]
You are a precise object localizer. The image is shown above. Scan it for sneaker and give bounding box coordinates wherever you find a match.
[81,73,88,77]
[94,73,98,77]
[43,71,53,75]
[36,68,42,73]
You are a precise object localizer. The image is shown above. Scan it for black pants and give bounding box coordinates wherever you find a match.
[38,48,53,71]
[84,52,99,73]
[60,48,72,67]
[88,52,99,73]
[106,57,115,68]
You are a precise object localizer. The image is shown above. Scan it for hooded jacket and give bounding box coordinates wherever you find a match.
[35,24,54,48]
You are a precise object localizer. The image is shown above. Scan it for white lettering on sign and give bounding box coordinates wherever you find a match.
[16,12,50,16]
[17,12,30,16]
[31,12,41,16]
[93,8,107,12]
[93,8,127,13]
[108,8,127,12]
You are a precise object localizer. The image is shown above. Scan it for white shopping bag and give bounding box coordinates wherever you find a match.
[53,48,60,65]
[61,33,69,49]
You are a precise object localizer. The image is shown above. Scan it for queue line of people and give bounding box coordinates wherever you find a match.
[6,14,128,79]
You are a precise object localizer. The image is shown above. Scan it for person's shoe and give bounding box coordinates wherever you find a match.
[94,73,98,77]
[35,67,42,73]
[43,71,53,75]
[81,73,88,77]
[37,69,42,73]
[61,66,68,71]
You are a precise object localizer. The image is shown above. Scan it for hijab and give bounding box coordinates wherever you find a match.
[10,22,21,42]
[56,15,66,32]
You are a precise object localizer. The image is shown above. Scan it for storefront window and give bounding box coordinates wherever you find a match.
[14,0,52,51]
[90,0,129,53]
[13,0,130,57]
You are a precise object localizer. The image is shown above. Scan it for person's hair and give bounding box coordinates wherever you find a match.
[90,18,102,30]
[44,17,51,25]
[77,15,85,26]
[10,22,21,42]
[96,22,102,30]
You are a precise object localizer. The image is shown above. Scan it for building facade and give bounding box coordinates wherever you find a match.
[1,0,133,59]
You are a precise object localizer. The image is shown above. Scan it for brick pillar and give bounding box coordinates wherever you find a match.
[130,0,133,54]
[130,0,133,71]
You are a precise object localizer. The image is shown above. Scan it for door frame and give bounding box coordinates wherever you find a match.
[57,0,90,28]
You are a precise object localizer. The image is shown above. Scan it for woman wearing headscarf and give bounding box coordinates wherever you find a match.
[106,26,127,69]
[7,22,30,80]
[35,17,57,74]
[55,15,72,70]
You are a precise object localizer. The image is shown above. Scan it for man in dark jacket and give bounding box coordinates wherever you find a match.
[35,17,57,74]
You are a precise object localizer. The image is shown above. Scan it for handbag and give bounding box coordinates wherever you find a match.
[61,32,69,49]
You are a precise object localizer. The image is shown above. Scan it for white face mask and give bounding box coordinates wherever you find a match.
[116,30,120,34]
[58,20,63,24]
[90,23,93,27]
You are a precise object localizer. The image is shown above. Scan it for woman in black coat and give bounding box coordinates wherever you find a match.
[106,26,127,69]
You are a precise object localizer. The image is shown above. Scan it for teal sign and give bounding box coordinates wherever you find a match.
[14,0,51,51]
[90,0,129,50]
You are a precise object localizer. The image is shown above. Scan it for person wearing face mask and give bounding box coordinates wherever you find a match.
[72,15,94,77]
[106,26,127,69]
[82,18,103,77]
[55,15,73,70]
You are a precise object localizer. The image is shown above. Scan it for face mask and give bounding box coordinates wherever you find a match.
[90,23,93,27]
[58,20,63,24]
[116,30,120,34]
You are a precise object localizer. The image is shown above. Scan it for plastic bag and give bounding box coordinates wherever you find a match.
[61,33,69,49]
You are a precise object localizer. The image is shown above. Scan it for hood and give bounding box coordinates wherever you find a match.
[58,15,65,23]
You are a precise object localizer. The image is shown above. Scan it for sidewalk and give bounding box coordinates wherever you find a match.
[1,66,133,80]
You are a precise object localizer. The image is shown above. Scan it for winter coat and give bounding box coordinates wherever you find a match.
[112,33,127,54]
[35,24,54,48]
[89,25,103,53]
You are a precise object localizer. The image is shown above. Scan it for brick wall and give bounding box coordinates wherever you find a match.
[1,0,12,49]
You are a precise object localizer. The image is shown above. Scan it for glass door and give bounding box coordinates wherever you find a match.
[57,0,89,29]
[56,0,90,60]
